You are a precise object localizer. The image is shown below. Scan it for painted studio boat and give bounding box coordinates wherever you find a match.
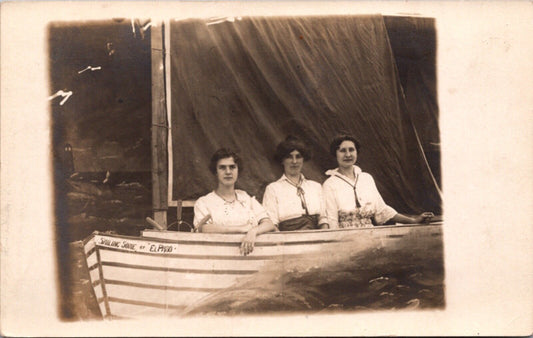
[82,222,443,318]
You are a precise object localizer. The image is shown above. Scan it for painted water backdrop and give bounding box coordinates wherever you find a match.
[181,228,444,316]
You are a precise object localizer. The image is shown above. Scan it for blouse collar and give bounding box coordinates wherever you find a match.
[212,189,245,205]
[325,165,362,181]
[279,173,306,184]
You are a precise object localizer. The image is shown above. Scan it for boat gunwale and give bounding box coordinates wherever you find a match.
[83,223,442,247]
[140,223,443,244]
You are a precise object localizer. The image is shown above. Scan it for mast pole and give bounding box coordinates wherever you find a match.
[150,20,168,228]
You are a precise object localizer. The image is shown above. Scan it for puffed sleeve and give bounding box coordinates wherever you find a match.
[367,176,397,225]
[322,179,339,229]
[250,195,270,225]
[193,196,212,229]
[262,184,280,225]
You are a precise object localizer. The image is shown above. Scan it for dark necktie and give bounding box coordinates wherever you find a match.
[335,174,361,208]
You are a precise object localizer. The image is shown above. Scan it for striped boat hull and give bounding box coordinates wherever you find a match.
[82,224,443,318]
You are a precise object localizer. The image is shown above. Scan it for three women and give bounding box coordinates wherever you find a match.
[194,135,434,254]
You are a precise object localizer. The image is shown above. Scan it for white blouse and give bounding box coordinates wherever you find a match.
[262,174,327,226]
[322,166,397,228]
[193,190,269,231]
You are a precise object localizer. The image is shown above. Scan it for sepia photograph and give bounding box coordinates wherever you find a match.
[50,13,443,320]
[1,1,532,336]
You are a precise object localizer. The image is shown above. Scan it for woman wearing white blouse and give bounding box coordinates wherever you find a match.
[263,136,329,231]
[322,135,434,228]
[194,148,277,255]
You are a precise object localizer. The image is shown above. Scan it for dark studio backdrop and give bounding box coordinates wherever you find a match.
[170,15,441,215]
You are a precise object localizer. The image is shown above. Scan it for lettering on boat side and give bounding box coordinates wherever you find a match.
[149,244,174,253]
[95,235,177,254]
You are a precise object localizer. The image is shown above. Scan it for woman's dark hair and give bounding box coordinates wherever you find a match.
[329,134,361,156]
[274,136,311,163]
[209,148,243,174]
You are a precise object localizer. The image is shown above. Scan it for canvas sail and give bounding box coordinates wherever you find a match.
[169,15,441,214]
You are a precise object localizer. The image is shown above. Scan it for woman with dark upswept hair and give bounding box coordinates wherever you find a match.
[262,136,329,231]
[193,148,277,255]
[323,134,434,228]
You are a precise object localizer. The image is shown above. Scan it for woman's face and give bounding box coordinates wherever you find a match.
[216,157,238,187]
[336,140,357,169]
[282,149,304,177]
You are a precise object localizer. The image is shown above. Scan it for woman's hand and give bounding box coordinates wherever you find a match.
[240,227,258,256]
[239,218,277,255]
[413,212,434,224]
[391,212,435,224]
